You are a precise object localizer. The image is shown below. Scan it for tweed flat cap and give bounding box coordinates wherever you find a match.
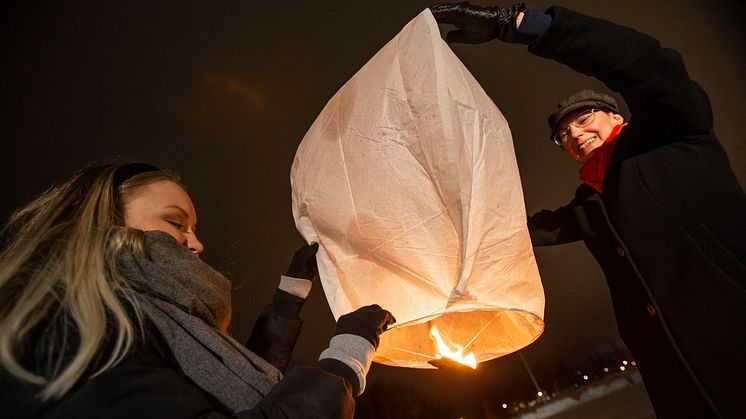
[548,89,621,139]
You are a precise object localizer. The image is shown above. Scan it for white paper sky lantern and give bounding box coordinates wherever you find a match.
[291,9,544,368]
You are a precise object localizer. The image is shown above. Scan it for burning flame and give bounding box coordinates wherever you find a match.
[430,326,477,369]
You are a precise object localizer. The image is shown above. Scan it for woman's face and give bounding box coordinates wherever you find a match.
[123,180,204,256]
[557,109,624,164]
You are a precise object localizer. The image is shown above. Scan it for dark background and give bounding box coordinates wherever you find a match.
[3,0,745,415]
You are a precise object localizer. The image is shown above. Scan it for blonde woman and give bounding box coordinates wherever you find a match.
[0,162,395,418]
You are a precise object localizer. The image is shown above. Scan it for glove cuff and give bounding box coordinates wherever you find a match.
[318,334,376,396]
[278,275,313,299]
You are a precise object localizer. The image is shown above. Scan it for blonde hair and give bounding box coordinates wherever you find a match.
[0,163,181,400]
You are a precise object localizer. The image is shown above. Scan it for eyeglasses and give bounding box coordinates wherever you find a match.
[552,109,596,147]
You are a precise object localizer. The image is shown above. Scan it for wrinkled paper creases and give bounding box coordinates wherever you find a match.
[291,9,544,368]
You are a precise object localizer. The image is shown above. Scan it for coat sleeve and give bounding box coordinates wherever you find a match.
[245,290,305,373]
[527,185,590,246]
[233,365,355,419]
[528,206,580,246]
[528,6,713,144]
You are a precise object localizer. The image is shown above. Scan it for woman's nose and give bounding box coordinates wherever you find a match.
[568,124,585,138]
[189,234,205,256]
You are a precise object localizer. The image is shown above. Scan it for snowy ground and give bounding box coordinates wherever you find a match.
[514,372,656,419]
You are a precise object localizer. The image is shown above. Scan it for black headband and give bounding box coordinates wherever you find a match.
[112,162,160,190]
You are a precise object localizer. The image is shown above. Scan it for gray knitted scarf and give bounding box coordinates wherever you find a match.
[115,230,281,413]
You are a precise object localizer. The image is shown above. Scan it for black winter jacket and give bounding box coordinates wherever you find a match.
[1,300,354,419]
[527,7,746,419]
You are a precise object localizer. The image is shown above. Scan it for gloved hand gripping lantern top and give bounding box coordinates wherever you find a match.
[430,2,526,44]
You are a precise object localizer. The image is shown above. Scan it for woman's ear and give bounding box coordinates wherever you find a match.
[611,113,625,124]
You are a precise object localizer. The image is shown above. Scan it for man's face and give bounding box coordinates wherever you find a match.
[555,108,624,164]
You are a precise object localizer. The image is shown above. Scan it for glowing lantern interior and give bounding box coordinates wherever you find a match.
[291,9,545,368]
[431,326,477,368]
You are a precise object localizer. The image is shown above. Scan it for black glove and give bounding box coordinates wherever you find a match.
[335,304,396,349]
[284,243,319,279]
[430,2,526,44]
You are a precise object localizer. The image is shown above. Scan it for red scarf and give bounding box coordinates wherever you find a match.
[579,123,626,193]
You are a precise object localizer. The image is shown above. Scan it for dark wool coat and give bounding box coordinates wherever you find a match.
[527,7,746,419]
[1,301,354,419]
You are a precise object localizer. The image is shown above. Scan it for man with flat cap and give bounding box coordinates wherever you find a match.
[431,3,745,418]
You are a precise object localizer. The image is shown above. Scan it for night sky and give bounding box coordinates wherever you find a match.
[3,0,745,411]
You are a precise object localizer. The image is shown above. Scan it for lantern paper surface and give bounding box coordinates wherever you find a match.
[291,9,544,368]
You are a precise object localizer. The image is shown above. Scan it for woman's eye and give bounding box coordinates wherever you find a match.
[167,220,185,231]
[577,114,592,125]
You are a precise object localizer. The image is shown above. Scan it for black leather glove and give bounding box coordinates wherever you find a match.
[335,305,396,349]
[430,2,526,44]
[284,243,319,279]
